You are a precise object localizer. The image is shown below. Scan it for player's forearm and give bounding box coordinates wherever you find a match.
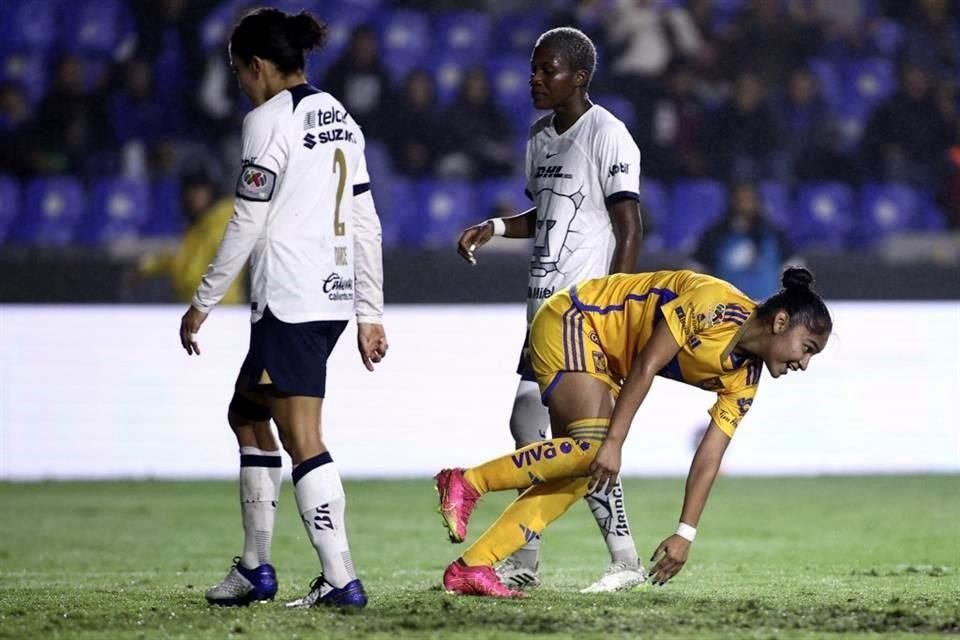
[606,369,655,445]
[501,207,537,238]
[191,204,265,313]
[608,201,643,274]
[352,191,385,323]
[678,443,724,527]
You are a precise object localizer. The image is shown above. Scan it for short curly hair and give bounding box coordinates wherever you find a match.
[533,27,597,87]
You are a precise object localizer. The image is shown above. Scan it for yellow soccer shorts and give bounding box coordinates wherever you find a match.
[528,288,621,403]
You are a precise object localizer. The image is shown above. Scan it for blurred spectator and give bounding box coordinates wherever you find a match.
[0,84,31,177]
[109,60,167,177]
[26,55,110,176]
[705,71,779,182]
[770,61,862,184]
[437,67,514,179]
[896,0,960,80]
[385,69,446,177]
[636,60,707,182]
[721,0,820,88]
[691,182,796,299]
[135,170,245,304]
[323,25,391,138]
[861,63,953,188]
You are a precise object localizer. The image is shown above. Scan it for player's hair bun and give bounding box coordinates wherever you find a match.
[286,11,326,51]
[781,266,814,291]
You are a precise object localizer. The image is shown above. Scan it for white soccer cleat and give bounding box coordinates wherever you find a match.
[495,556,541,589]
[579,561,647,593]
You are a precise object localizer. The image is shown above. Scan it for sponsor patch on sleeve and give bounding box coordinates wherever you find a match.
[236,164,277,202]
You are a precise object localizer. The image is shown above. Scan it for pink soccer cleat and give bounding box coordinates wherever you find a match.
[434,468,480,543]
[443,560,527,598]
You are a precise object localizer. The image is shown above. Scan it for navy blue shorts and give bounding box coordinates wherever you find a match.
[237,307,347,398]
[515,333,537,382]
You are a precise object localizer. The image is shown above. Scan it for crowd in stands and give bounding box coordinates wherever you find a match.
[1,0,959,259]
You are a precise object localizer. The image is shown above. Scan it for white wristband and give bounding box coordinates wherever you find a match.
[486,217,506,237]
[675,522,697,543]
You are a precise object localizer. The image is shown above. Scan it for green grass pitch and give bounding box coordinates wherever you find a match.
[1,476,958,639]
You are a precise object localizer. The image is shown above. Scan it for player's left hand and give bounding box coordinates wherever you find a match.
[179,306,209,355]
[358,322,388,371]
[648,535,691,586]
[587,438,622,494]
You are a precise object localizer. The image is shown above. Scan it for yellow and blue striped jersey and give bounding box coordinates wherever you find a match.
[569,270,761,437]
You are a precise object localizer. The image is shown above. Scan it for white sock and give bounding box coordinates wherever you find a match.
[239,446,283,569]
[508,379,550,570]
[585,478,640,567]
[293,452,356,588]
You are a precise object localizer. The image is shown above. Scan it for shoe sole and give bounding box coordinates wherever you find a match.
[434,479,465,543]
[206,593,276,607]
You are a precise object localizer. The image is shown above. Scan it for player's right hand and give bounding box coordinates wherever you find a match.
[456,221,495,265]
[648,535,691,586]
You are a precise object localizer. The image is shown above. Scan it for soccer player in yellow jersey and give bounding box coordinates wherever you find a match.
[435,267,832,597]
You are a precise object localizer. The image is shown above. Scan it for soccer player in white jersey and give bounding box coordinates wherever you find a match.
[453,27,645,593]
[178,8,387,609]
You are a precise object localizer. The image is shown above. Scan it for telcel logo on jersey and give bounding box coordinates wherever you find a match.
[608,162,630,177]
[323,273,354,301]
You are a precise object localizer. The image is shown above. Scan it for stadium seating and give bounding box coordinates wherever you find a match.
[416,179,474,248]
[639,179,670,252]
[594,94,637,130]
[377,10,430,82]
[140,178,184,238]
[0,0,59,52]
[475,175,530,220]
[78,177,151,245]
[0,175,20,243]
[664,180,727,252]
[794,182,856,249]
[758,180,792,229]
[856,183,921,247]
[492,11,547,54]
[487,54,539,134]
[60,0,134,56]
[433,12,490,64]
[0,50,49,105]
[429,54,469,105]
[377,177,419,248]
[14,176,87,246]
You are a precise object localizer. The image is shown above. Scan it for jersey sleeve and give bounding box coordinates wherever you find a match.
[710,381,757,438]
[657,283,732,349]
[352,135,384,323]
[524,134,536,201]
[595,123,641,207]
[192,110,284,313]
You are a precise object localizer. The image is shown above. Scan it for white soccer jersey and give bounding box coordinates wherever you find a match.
[524,105,641,323]
[192,84,384,324]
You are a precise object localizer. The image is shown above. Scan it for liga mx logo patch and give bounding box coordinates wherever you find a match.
[236,164,277,202]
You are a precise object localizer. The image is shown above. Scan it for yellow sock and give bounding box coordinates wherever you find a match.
[464,436,598,494]
[462,477,591,566]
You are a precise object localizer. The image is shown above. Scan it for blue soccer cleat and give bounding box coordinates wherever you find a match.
[285,575,368,609]
[205,557,278,606]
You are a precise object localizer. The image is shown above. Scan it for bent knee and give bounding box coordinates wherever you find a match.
[228,393,271,429]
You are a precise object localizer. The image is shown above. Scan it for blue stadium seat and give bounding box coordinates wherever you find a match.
[844,57,895,117]
[377,10,430,82]
[487,54,539,134]
[140,178,184,238]
[307,5,370,83]
[433,12,490,64]
[15,176,87,246]
[492,11,547,54]
[871,18,904,56]
[664,180,727,252]
[594,94,637,130]
[794,182,856,249]
[200,0,249,53]
[855,183,920,246]
[378,177,418,248]
[918,196,947,232]
[429,55,468,105]
[639,179,669,253]
[79,177,151,245]
[475,175,529,219]
[0,174,21,243]
[0,0,59,52]
[808,58,843,108]
[417,179,475,248]
[61,0,134,56]
[758,180,792,229]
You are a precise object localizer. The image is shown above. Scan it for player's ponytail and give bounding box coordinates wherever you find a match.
[755,266,832,335]
[230,8,327,73]
[285,11,327,52]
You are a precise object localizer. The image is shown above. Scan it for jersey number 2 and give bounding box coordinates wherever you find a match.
[332,148,346,236]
